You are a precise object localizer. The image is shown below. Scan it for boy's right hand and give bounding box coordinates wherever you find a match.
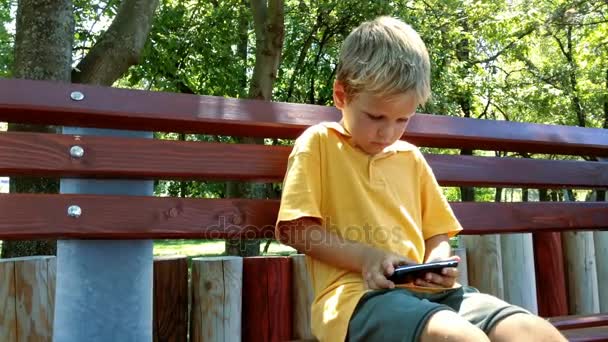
[362,249,415,290]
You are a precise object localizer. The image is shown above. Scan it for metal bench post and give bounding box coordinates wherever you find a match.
[53,90,153,341]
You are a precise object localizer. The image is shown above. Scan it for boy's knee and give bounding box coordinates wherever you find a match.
[420,310,489,342]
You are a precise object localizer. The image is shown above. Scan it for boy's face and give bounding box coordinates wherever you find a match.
[333,81,418,155]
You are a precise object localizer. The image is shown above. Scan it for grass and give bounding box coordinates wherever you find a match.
[153,239,298,258]
[0,240,297,260]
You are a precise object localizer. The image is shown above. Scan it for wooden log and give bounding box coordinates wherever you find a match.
[501,233,538,314]
[595,160,608,313]
[190,256,243,342]
[594,231,608,312]
[0,258,17,342]
[563,230,600,314]
[533,232,569,317]
[594,189,608,312]
[291,254,314,340]
[243,256,292,342]
[562,189,599,315]
[452,247,468,286]
[0,256,56,341]
[153,255,188,342]
[461,235,504,299]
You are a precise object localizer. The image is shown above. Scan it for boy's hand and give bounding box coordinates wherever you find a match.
[415,255,461,288]
[362,250,415,290]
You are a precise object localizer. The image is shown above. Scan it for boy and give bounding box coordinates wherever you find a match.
[275,16,565,342]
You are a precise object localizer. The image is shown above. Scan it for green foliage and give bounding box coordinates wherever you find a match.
[0,0,14,77]
[126,0,251,97]
[3,0,605,202]
[72,0,121,65]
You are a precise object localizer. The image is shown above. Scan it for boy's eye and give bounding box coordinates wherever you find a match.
[366,113,382,121]
[397,118,409,123]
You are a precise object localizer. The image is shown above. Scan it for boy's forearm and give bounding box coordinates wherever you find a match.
[277,218,384,274]
[424,234,452,262]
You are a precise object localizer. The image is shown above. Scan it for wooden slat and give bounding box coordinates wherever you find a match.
[0,78,607,156]
[1,131,607,188]
[0,194,606,239]
[0,131,289,182]
[424,154,608,188]
[457,203,608,234]
[534,232,569,317]
[561,326,608,342]
[550,313,608,330]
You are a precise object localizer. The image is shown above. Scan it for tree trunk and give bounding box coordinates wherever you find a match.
[2,0,74,258]
[248,0,284,101]
[603,69,608,128]
[72,0,160,86]
[3,0,159,258]
[565,26,585,127]
[225,0,285,257]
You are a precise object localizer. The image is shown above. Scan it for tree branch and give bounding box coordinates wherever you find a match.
[72,0,160,86]
[470,24,537,65]
[551,32,570,62]
[287,13,323,101]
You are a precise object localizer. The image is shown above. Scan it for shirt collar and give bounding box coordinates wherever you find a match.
[320,121,416,153]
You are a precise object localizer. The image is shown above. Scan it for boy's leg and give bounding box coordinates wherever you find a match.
[440,286,566,341]
[487,313,566,342]
[419,309,489,342]
[347,288,488,342]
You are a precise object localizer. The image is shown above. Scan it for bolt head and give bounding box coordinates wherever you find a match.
[67,205,82,218]
[70,91,85,101]
[70,145,84,158]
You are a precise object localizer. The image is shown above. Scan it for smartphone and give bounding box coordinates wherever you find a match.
[387,260,459,284]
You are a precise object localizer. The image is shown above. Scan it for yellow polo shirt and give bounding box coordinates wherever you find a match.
[276,122,462,342]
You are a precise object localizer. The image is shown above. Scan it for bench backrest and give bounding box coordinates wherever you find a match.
[0,77,606,240]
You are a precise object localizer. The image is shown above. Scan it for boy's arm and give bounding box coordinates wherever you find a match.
[424,234,452,262]
[277,217,415,290]
[415,234,461,288]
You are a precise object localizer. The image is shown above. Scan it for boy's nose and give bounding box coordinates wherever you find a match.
[378,125,391,139]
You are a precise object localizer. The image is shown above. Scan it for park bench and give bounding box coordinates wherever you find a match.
[0,77,607,341]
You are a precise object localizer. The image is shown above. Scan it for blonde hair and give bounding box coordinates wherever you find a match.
[337,16,431,104]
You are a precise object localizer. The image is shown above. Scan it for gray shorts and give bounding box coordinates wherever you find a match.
[347,286,531,342]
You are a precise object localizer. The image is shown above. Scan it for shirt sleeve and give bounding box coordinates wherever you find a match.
[418,151,463,240]
[275,128,323,233]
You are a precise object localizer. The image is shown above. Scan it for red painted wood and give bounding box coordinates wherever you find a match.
[242,257,293,342]
[534,232,569,317]
[0,194,606,239]
[1,78,606,156]
[0,193,279,239]
[454,202,608,235]
[153,256,188,342]
[550,313,608,330]
[1,131,607,188]
[0,131,291,182]
[560,326,608,342]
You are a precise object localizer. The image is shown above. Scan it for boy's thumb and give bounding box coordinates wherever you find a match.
[447,254,461,262]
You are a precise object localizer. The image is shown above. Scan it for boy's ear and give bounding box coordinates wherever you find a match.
[333,80,347,109]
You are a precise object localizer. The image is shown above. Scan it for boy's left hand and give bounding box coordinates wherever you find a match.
[415,255,460,288]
